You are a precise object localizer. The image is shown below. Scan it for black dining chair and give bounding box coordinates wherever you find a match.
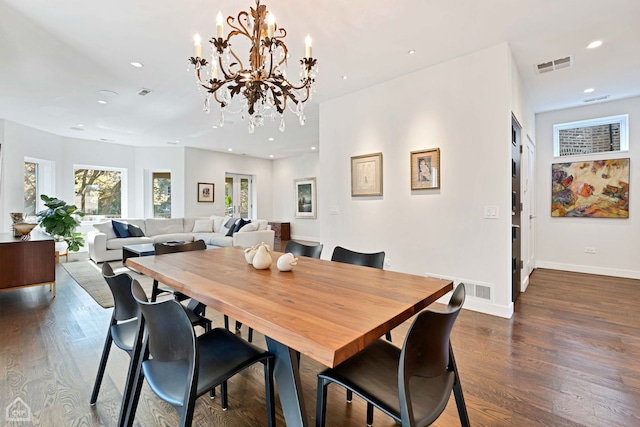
[284,240,324,259]
[90,263,145,412]
[331,245,389,404]
[316,283,469,427]
[127,281,276,427]
[152,240,212,332]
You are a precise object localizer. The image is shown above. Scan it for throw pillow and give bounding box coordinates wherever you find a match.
[128,223,145,237]
[192,219,213,233]
[239,221,258,232]
[224,218,238,236]
[234,218,251,233]
[112,220,130,238]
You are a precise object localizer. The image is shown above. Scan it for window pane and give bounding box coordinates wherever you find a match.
[74,169,122,217]
[24,162,37,216]
[225,177,233,216]
[558,123,620,156]
[153,172,171,218]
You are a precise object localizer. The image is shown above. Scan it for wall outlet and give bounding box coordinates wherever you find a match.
[384,259,391,269]
[483,206,499,219]
[585,247,596,254]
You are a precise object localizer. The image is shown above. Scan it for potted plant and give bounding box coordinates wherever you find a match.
[36,194,86,252]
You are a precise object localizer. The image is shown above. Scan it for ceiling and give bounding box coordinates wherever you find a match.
[1,0,639,159]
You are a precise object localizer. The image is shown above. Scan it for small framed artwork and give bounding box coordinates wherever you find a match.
[351,152,383,197]
[293,178,317,219]
[294,177,317,219]
[197,182,214,202]
[411,148,440,190]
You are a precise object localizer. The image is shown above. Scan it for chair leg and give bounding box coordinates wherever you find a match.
[248,327,254,343]
[224,315,229,330]
[264,357,276,427]
[90,321,115,405]
[346,389,353,403]
[151,280,159,302]
[366,402,374,427]
[235,320,242,331]
[315,376,329,427]
[450,345,470,427]
[221,381,228,410]
[385,331,392,342]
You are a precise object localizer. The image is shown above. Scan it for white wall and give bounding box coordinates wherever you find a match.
[535,96,640,278]
[271,152,320,241]
[319,43,516,318]
[184,147,274,219]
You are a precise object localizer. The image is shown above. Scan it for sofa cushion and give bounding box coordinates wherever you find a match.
[128,223,145,237]
[209,215,226,233]
[210,235,233,247]
[255,219,269,231]
[93,221,118,240]
[145,218,184,236]
[192,219,213,233]
[221,217,238,236]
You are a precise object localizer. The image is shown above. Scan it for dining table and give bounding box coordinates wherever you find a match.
[126,246,453,426]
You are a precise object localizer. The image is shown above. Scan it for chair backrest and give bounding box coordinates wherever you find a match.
[131,280,198,408]
[331,246,385,269]
[102,262,138,321]
[154,239,206,255]
[284,240,324,259]
[398,283,466,426]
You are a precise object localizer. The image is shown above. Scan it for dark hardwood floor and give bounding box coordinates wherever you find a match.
[1,245,639,426]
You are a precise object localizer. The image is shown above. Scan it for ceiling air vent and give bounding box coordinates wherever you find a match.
[584,95,610,103]
[137,88,152,96]
[534,55,574,74]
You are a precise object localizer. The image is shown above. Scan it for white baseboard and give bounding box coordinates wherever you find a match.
[435,291,514,319]
[289,235,320,243]
[536,260,640,280]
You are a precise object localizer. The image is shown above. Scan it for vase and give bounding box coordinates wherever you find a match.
[10,212,26,237]
[251,242,272,270]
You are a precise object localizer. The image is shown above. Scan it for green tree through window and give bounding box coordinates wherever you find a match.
[74,168,122,217]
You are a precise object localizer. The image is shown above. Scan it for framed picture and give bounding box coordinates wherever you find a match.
[551,158,629,218]
[294,177,317,219]
[197,182,214,202]
[351,152,383,196]
[411,148,440,190]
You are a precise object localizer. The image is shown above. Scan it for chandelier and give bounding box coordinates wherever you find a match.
[189,0,318,133]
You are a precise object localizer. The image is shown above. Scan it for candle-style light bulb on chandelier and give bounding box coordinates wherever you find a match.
[189,0,318,133]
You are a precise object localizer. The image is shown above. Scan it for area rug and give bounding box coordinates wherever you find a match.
[62,258,154,309]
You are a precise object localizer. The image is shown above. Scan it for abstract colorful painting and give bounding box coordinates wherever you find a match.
[552,158,629,218]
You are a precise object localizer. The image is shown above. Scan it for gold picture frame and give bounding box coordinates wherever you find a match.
[351,152,383,197]
[197,182,214,202]
[411,148,440,190]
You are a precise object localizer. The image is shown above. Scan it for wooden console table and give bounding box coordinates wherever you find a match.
[0,232,56,296]
[268,221,290,240]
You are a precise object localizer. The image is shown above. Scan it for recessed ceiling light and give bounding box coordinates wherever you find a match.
[269,155,274,158]
[408,50,416,55]
[98,100,107,105]
[342,76,348,80]
[166,141,179,145]
[228,148,233,152]
[587,40,603,49]
[311,146,317,150]
[584,88,595,93]
[212,125,218,129]
[130,61,144,68]
[268,137,274,141]
[77,124,84,127]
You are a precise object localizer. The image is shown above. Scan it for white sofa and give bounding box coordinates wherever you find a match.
[87,216,275,263]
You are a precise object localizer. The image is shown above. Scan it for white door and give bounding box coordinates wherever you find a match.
[526,135,536,276]
[225,173,254,218]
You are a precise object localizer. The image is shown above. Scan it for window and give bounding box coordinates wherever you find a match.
[152,172,171,218]
[23,157,54,219]
[553,114,628,157]
[225,174,253,218]
[74,167,125,219]
[24,162,38,216]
